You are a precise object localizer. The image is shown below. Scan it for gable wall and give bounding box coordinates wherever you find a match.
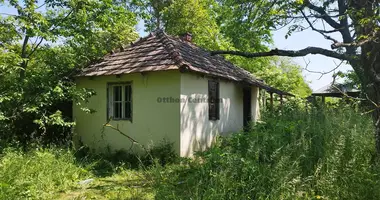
[180,72,259,157]
[73,70,181,154]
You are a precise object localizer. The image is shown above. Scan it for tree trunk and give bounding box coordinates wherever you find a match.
[373,108,380,155]
[20,35,30,79]
[366,79,380,155]
[358,33,380,155]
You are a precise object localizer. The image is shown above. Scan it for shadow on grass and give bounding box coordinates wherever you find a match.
[73,140,179,177]
[58,172,155,200]
[89,178,152,190]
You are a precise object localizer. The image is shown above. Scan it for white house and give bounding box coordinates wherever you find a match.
[73,30,291,157]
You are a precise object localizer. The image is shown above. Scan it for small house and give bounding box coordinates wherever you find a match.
[73,30,291,157]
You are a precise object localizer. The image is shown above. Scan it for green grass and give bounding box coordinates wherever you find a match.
[1,105,379,199]
[58,169,154,199]
[0,148,91,199]
[0,148,154,200]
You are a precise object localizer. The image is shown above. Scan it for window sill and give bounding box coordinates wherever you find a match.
[110,118,132,122]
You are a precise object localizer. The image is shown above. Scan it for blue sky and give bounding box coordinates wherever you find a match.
[272,26,352,91]
[1,4,352,91]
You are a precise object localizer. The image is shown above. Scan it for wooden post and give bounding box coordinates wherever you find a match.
[270,92,274,109]
[322,95,326,104]
[280,94,284,105]
[262,89,266,108]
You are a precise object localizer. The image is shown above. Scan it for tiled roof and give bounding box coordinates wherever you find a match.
[79,29,293,96]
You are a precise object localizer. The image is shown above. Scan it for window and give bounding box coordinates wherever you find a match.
[108,83,132,120]
[208,80,220,120]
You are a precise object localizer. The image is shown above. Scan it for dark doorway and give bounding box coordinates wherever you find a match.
[243,87,252,131]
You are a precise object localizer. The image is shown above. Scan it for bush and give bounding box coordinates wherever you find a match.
[153,107,380,200]
[145,139,178,166]
[73,139,178,177]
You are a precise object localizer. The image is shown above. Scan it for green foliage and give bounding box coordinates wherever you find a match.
[162,0,231,50]
[336,70,361,89]
[145,139,178,166]
[215,0,274,52]
[0,0,138,145]
[231,56,312,97]
[153,107,380,199]
[0,147,155,199]
[74,139,178,177]
[0,108,379,199]
[263,58,312,97]
[131,0,172,31]
[0,148,91,199]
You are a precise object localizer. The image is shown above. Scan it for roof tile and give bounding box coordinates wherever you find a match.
[79,30,293,96]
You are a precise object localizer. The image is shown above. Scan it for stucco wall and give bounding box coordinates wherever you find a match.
[180,73,253,157]
[73,70,181,154]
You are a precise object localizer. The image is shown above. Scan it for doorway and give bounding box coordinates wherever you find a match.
[243,87,252,131]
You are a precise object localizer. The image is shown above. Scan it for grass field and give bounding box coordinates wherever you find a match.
[1,106,379,199]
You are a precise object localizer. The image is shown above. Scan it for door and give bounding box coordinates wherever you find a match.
[243,87,252,131]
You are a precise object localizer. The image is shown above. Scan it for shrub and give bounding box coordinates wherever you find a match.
[145,139,178,166]
[73,139,178,177]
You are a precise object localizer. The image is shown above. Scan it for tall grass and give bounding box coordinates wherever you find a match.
[0,148,92,199]
[0,140,175,199]
[153,105,380,199]
[1,105,379,199]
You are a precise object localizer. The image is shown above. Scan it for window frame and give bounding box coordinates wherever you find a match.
[107,82,133,121]
[208,79,220,121]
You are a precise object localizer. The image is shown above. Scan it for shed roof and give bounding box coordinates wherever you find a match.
[79,29,293,96]
[312,83,360,97]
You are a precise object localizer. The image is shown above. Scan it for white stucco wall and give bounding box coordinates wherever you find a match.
[73,70,181,154]
[73,69,260,157]
[180,73,258,157]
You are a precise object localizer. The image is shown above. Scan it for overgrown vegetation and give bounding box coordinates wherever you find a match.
[1,0,379,199]
[0,0,138,147]
[153,105,380,199]
[1,105,379,199]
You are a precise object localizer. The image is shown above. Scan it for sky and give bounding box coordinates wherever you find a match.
[271,25,352,91]
[1,4,352,91]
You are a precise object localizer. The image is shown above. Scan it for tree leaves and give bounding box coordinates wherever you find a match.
[0,0,138,145]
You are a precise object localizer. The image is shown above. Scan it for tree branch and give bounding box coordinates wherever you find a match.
[19,35,30,79]
[304,0,342,30]
[210,47,356,61]
[303,58,344,80]
[337,0,354,47]
[27,37,44,58]
[301,10,339,43]
[331,30,379,49]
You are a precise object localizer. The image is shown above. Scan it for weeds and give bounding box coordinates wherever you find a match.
[153,106,380,199]
[0,148,91,200]
[1,106,379,199]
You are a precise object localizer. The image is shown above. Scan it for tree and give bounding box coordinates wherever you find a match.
[0,0,138,145]
[260,58,312,97]
[162,0,232,50]
[130,0,172,31]
[211,0,380,154]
